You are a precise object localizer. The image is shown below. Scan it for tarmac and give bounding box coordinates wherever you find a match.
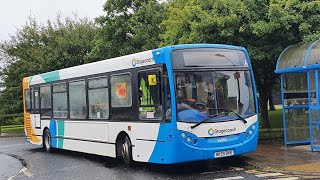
[1,133,320,178]
[244,140,320,178]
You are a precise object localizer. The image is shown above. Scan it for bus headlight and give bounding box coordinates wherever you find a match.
[249,130,253,135]
[252,125,256,130]
[186,136,191,142]
[181,132,186,138]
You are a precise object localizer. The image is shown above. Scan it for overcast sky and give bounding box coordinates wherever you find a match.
[0,0,106,42]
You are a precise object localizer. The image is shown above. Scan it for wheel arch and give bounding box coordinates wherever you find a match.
[115,131,131,157]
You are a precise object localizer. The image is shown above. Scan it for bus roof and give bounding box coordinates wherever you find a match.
[26,44,246,85]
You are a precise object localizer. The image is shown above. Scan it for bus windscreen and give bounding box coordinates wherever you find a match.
[174,71,255,123]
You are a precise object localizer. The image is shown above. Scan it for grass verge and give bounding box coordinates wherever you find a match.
[259,109,283,128]
[1,125,24,134]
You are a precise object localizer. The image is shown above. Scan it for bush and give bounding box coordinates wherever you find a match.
[0,114,23,126]
[259,128,284,141]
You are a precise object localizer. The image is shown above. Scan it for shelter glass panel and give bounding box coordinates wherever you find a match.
[285,108,309,142]
[283,73,308,106]
[311,110,320,147]
[310,71,316,105]
[312,123,320,147]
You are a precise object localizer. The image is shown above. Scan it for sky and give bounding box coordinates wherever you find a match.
[0,0,106,42]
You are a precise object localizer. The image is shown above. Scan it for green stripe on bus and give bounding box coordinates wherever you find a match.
[57,121,65,148]
[28,76,33,85]
[40,71,60,83]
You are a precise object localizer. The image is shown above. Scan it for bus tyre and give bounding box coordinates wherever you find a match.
[121,136,133,167]
[43,129,52,153]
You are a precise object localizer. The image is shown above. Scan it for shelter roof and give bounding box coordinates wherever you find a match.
[275,40,320,73]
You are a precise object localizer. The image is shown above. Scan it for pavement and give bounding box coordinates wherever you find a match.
[0,154,23,179]
[244,140,320,178]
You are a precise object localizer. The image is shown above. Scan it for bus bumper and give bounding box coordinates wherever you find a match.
[148,124,258,164]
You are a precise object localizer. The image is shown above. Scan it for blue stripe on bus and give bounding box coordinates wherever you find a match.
[148,123,171,163]
[49,120,57,148]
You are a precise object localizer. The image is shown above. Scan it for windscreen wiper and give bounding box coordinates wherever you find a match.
[191,115,216,129]
[190,108,247,129]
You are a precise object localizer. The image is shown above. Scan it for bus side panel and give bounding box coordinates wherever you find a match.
[63,139,115,157]
[108,122,167,162]
[42,119,115,157]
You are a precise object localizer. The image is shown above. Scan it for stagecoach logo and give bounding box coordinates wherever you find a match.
[132,58,155,67]
[208,127,237,136]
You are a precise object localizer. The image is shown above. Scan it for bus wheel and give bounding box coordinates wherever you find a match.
[43,129,52,153]
[121,136,133,167]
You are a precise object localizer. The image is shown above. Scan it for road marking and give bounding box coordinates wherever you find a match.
[18,167,32,178]
[256,173,283,177]
[246,169,299,180]
[268,178,299,180]
[7,167,33,180]
[213,176,244,180]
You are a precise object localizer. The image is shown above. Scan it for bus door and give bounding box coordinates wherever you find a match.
[32,87,41,128]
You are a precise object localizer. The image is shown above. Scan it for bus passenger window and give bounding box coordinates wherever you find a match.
[34,90,40,113]
[110,74,132,107]
[138,71,162,120]
[53,83,68,118]
[69,80,87,119]
[88,77,109,119]
[40,85,52,118]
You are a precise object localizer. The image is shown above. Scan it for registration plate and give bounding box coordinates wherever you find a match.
[214,150,234,158]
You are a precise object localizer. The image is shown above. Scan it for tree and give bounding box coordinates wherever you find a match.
[0,16,97,114]
[88,0,167,62]
[162,0,320,128]
[246,0,320,128]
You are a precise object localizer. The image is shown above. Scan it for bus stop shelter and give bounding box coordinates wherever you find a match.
[275,40,320,151]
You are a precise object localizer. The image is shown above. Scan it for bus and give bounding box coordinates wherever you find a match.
[23,44,258,166]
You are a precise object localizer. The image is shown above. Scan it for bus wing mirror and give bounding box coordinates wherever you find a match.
[234,72,240,79]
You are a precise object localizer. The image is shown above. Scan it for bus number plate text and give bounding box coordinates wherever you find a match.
[214,150,234,158]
